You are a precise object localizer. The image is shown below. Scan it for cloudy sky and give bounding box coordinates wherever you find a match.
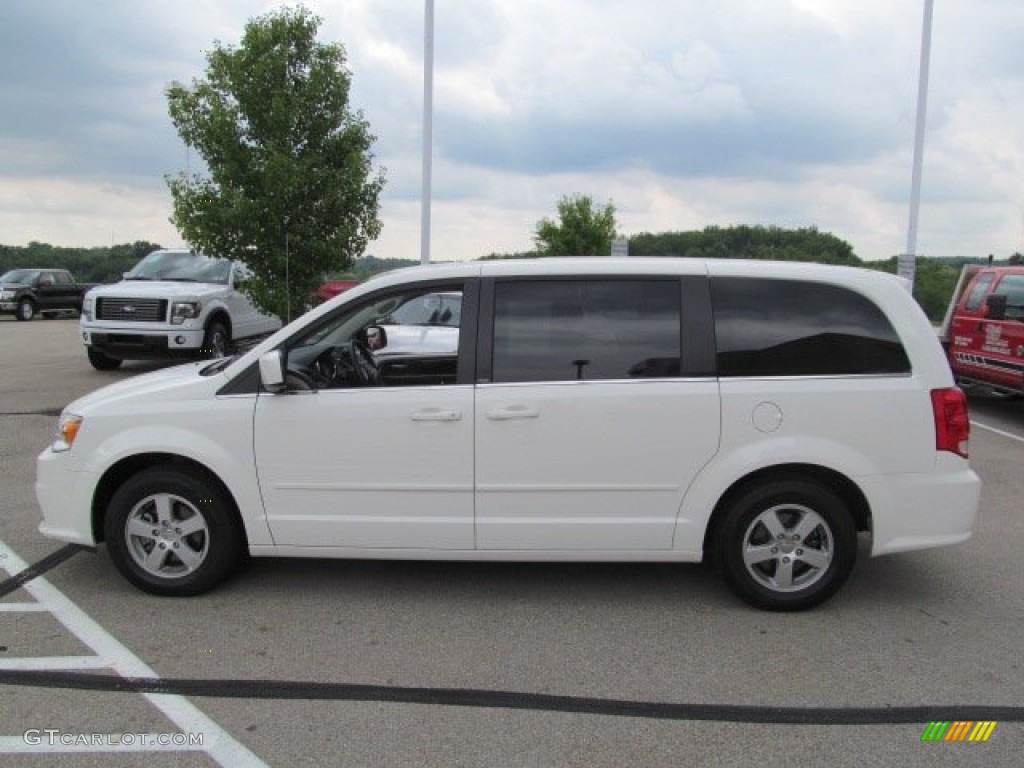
[1,0,1022,262]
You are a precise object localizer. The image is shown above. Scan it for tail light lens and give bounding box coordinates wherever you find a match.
[931,387,970,458]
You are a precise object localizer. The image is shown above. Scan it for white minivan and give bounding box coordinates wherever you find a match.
[37,258,980,610]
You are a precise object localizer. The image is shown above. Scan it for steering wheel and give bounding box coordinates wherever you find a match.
[345,339,379,386]
[284,369,317,391]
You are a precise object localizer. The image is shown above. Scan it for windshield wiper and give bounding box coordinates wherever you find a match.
[200,356,236,376]
[125,276,153,281]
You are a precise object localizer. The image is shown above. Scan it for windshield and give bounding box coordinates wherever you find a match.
[1,269,39,284]
[125,251,231,284]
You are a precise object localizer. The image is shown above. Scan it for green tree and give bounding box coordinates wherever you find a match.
[534,194,617,256]
[628,225,860,265]
[166,7,384,321]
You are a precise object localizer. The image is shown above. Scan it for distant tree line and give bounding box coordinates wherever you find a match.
[628,225,860,265]
[0,241,163,283]
[4,236,1020,324]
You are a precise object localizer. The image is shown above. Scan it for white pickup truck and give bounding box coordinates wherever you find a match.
[80,249,281,370]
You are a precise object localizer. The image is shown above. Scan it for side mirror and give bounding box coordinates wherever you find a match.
[259,350,287,393]
[985,294,1008,321]
[365,325,387,351]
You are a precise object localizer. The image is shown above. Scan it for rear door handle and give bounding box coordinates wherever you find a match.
[486,405,540,421]
[411,408,462,422]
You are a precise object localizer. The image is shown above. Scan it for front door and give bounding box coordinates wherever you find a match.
[253,281,475,549]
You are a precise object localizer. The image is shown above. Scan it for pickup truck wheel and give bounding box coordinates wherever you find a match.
[717,478,856,611]
[16,299,36,321]
[87,347,122,371]
[104,466,244,596]
[202,322,229,359]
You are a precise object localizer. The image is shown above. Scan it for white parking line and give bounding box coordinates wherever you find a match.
[0,539,268,766]
[0,655,111,671]
[972,420,1024,444]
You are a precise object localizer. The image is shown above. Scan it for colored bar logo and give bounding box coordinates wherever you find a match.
[921,721,997,742]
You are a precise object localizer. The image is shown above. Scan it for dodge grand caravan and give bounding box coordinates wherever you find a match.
[37,258,980,610]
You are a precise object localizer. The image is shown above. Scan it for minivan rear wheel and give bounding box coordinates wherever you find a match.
[717,477,856,611]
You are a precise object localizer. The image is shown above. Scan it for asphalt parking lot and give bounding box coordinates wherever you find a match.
[1,315,1022,767]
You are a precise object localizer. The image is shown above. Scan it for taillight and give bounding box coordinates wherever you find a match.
[931,387,970,458]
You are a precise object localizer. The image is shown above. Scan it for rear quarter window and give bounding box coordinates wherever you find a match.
[711,277,911,377]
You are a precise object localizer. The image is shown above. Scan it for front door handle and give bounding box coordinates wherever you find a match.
[411,408,462,422]
[486,405,540,421]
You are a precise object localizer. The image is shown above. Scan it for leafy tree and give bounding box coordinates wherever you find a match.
[166,7,384,321]
[534,195,617,256]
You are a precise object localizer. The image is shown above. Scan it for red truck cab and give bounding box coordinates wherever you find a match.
[941,265,1024,396]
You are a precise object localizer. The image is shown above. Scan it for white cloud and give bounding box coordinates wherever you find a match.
[0,0,1021,262]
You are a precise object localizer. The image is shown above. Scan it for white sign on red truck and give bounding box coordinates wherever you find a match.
[939,264,1024,396]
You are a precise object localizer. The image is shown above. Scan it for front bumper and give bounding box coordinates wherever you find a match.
[36,447,98,547]
[82,326,206,360]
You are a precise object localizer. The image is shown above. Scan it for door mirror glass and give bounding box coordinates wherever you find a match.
[365,325,387,351]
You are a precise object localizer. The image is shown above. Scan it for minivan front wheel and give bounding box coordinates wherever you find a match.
[104,466,244,596]
[717,478,856,611]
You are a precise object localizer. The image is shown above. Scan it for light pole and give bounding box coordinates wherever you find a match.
[420,0,434,265]
[902,0,935,286]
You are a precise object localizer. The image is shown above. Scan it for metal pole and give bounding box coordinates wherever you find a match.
[420,0,434,265]
[903,0,934,285]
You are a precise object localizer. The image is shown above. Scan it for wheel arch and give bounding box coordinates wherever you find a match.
[205,308,232,338]
[702,463,871,560]
[91,453,247,548]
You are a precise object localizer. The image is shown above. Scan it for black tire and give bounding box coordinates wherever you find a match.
[104,466,244,596]
[202,321,230,359]
[716,477,856,611]
[87,347,122,371]
[16,299,35,321]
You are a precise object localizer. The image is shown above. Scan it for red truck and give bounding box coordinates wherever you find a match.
[939,264,1024,396]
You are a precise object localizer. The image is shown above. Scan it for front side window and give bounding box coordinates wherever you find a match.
[712,278,910,377]
[284,285,463,389]
[491,279,681,383]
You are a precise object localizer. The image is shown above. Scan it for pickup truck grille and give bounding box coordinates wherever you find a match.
[96,298,168,322]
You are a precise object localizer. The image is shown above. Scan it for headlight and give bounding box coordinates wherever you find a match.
[52,413,83,452]
[171,301,201,325]
[81,296,93,320]
[0,290,14,300]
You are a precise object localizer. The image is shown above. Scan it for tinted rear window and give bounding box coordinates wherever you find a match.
[492,279,681,382]
[711,277,910,377]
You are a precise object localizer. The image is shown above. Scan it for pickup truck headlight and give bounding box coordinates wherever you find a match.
[81,296,93,320]
[51,413,83,452]
[171,301,201,325]
[0,289,14,300]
